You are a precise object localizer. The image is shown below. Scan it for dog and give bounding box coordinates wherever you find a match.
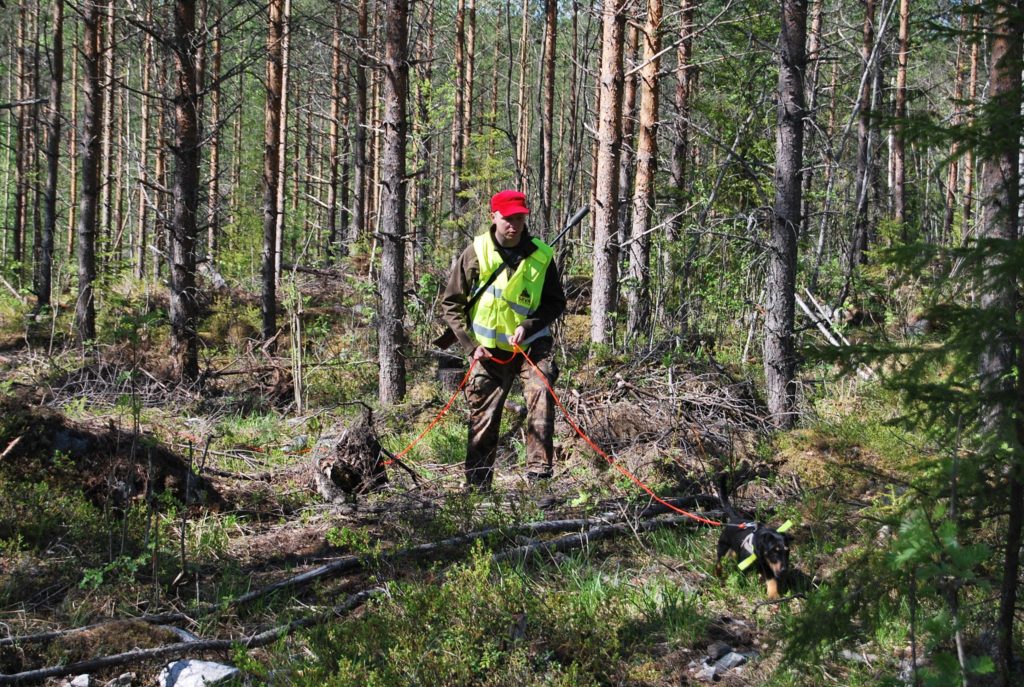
[714,479,792,599]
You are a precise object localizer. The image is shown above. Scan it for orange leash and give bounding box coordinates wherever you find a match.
[384,344,723,528]
[511,343,722,527]
[383,350,519,466]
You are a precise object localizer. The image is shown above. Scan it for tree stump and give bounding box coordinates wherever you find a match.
[311,409,387,503]
[435,351,465,392]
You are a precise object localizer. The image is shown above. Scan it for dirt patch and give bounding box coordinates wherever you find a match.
[227,523,331,566]
[49,620,182,665]
[0,620,182,676]
[0,390,222,513]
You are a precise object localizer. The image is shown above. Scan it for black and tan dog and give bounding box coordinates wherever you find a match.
[714,481,792,599]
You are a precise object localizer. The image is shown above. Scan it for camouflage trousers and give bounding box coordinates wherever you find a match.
[463,339,558,489]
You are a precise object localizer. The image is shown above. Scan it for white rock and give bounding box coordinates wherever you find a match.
[714,651,749,671]
[693,661,717,682]
[70,675,90,687]
[159,660,240,687]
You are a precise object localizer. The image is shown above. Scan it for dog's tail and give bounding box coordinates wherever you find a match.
[715,473,739,520]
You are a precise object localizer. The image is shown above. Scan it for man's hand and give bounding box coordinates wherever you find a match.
[472,346,493,361]
[509,326,526,347]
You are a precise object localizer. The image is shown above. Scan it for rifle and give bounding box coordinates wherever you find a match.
[432,205,590,351]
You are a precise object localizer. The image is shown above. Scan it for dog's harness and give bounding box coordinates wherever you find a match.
[735,520,793,571]
[733,522,759,556]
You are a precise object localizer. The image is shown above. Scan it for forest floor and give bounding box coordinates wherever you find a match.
[0,271,917,686]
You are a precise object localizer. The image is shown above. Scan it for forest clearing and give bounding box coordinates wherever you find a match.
[1,0,1022,685]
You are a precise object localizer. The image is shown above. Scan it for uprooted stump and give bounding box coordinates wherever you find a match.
[311,409,388,503]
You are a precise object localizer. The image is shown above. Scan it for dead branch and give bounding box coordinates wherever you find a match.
[753,592,806,611]
[0,98,48,111]
[0,588,383,686]
[379,447,422,486]
[281,262,345,278]
[493,513,707,565]
[0,436,22,460]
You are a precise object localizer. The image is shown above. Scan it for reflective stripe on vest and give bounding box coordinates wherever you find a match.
[468,233,554,351]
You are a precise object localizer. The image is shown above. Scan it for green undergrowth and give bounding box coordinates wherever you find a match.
[283,541,712,687]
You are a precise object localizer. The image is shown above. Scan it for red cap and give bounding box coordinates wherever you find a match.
[489,190,530,217]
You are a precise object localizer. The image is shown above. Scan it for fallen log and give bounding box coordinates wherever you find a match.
[493,513,708,565]
[0,588,383,686]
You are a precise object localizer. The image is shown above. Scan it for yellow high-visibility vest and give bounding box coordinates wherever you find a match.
[469,233,554,351]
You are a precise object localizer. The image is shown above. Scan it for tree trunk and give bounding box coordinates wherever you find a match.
[206,3,221,263]
[37,0,63,310]
[667,0,695,255]
[135,4,153,280]
[979,4,1024,683]
[30,8,43,289]
[849,0,876,270]
[626,0,661,339]
[560,2,584,228]
[99,1,115,258]
[154,60,168,280]
[765,0,807,429]
[368,65,382,232]
[111,63,126,263]
[413,0,435,254]
[378,0,409,405]
[515,0,530,188]
[231,67,244,225]
[450,0,467,216]
[326,1,342,258]
[617,24,639,254]
[12,2,29,268]
[462,0,475,154]
[540,0,558,232]
[590,0,626,345]
[963,11,980,240]
[76,0,104,343]
[800,0,822,240]
[273,0,291,285]
[944,22,967,244]
[262,0,285,344]
[340,60,351,251]
[349,0,369,245]
[67,37,78,261]
[892,0,909,228]
[169,0,202,382]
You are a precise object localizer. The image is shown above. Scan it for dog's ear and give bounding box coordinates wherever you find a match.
[783,533,794,547]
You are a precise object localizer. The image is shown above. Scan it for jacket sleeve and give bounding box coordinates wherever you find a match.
[439,245,481,355]
[520,259,567,339]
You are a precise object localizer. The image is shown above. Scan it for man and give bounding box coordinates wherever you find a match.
[440,190,567,490]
